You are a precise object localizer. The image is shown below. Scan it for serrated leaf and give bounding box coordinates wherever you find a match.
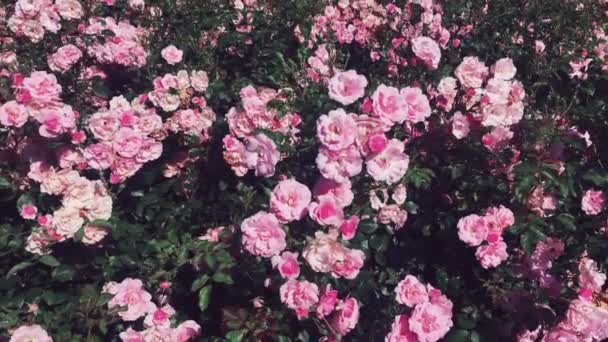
[198,285,212,312]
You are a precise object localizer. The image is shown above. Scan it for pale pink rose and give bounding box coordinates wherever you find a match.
[143,305,175,328]
[316,286,338,318]
[457,214,488,247]
[88,111,120,141]
[244,134,280,177]
[112,127,143,158]
[223,135,248,176]
[482,126,513,152]
[578,257,606,292]
[20,204,38,220]
[485,205,515,233]
[313,177,354,208]
[317,109,357,151]
[436,77,458,112]
[270,179,312,223]
[0,101,29,127]
[392,184,407,205]
[353,114,392,156]
[316,145,363,183]
[541,327,581,342]
[82,194,112,221]
[83,142,114,170]
[48,44,82,73]
[333,248,365,279]
[366,139,410,184]
[0,51,18,68]
[280,279,319,319]
[271,251,300,279]
[56,0,83,19]
[119,327,144,342]
[81,225,109,245]
[475,241,508,269]
[451,112,470,139]
[52,206,84,238]
[309,194,344,227]
[103,278,156,321]
[37,106,76,138]
[455,56,489,89]
[411,36,442,70]
[328,70,368,105]
[400,87,431,124]
[190,70,209,92]
[386,315,419,342]
[161,45,183,65]
[303,230,339,273]
[9,324,52,342]
[581,189,605,215]
[377,204,409,230]
[408,301,453,342]
[198,226,226,242]
[340,215,360,240]
[135,139,162,163]
[128,0,145,10]
[170,320,202,342]
[62,177,96,209]
[491,58,517,80]
[331,297,360,336]
[21,71,62,105]
[395,275,429,307]
[534,40,546,55]
[516,326,542,342]
[240,211,286,257]
[372,85,408,124]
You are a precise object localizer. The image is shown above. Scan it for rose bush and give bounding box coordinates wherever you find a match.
[1,0,608,341]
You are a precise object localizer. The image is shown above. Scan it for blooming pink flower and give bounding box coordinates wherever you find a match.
[161,45,183,65]
[455,56,489,89]
[330,297,360,336]
[372,85,408,124]
[271,251,300,279]
[312,177,354,208]
[143,305,176,328]
[395,275,429,307]
[83,142,114,170]
[244,133,281,177]
[316,286,338,318]
[103,278,156,321]
[578,257,606,292]
[112,127,143,158]
[119,327,144,342]
[9,324,53,342]
[457,214,488,246]
[491,58,517,80]
[340,215,360,240]
[475,241,508,269]
[270,179,312,223]
[377,204,409,230]
[328,70,368,105]
[408,301,454,342]
[400,87,431,124]
[280,279,319,319]
[482,126,513,152]
[386,315,419,342]
[316,145,363,183]
[317,109,357,151]
[171,321,202,342]
[541,327,581,342]
[309,194,344,227]
[581,190,605,215]
[451,112,470,139]
[240,211,286,257]
[0,101,29,127]
[366,139,410,184]
[21,71,62,106]
[81,225,109,245]
[48,44,82,73]
[411,37,442,70]
[20,204,38,220]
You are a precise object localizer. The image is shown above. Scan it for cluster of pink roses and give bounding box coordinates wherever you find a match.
[84,17,149,67]
[387,275,454,342]
[103,278,201,341]
[581,189,605,215]
[369,185,409,230]
[457,205,515,269]
[8,0,83,43]
[223,86,301,177]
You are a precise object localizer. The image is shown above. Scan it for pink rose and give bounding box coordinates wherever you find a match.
[244,133,281,177]
[581,189,605,215]
[37,106,76,138]
[455,56,489,89]
[482,126,513,152]
[340,215,360,240]
[10,325,52,342]
[578,257,606,292]
[411,36,442,70]
[52,206,84,238]
[395,275,429,307]
[330,297,360,336]
[161,45,183,65]
[170,320,202,342]
[83,142,115,170]
[240,211,286,257]
[103,278,156,321]
[190,70,209,92]
[112,127,143,158]
[408,301,454,342]
[377,204,409,230]
[308,194,344,227]
[541,327,582,342]
[303,230,365,279]
[280,279,319,319]
[372,85,408,124]
[386,315,419,342]
[366,139,410,184]
[0,101,29,127]
[491,58,517,80]
[436,77,458,112]
[400,87,431,123]
[328,70,368,105]
[316,286,338,318]
[457,214,488,247]
[81,225,109,245]
[56,0,84,19]
[48,44,82,73]
[143,305,175,328]
[317,109,357,151]
[270,179,312,223]
[88,111,120,141]
[119,328,144,342]
[271,251,300,279]
[21,71,62,106]
[332,248,365,280]
[316,145,363,183]
[485,205,515,233]
[367,133,388,154]
[313,177,354,208]
[475,241,508,269]
[20,204,38,220]
[451,112,470,139]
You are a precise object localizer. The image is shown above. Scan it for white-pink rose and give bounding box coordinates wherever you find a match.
[457,214,488,247]
[317,108,357,151]
[271,251,300,279]
[270,179,312,223]
[411,36,442,70]
[491,58,517,80]
[0,101,29,127]
[161,45,183,65]
[372,85,408,124]
[328,70,368,105]
[581,189,605,215]
[48,44,82,73]
[240,211,286,257]
[400,87,431,123]
[395,275,429,307]
[10,324,52,342]
[366,139,410,184]
[330,297,360,336]
[475,241,508,269]
[280,279,319,319]
[455,56,489,89]
[103,278,156,321]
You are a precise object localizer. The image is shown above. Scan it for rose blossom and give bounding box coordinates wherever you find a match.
[408,301,453,342]
[113,127,143,158]
[244,133,281,177]
[21,71,62,106]
[366,139,410,184]
[386,315,419,342]
[340,215,360,240]
[457,214,488,246]
[316,286,338,318]
[455,56,489,89]
[581,189,605,215]
[372,85,408,124]
[280,279,319,319]
[190,70,209,92]
[330,297,360,336]
[451,112,470,139]
[119,328,143,342]
[411,36,442,70]
[48,44,82,73]
[56,0,84,19]
[270,179,312,223]
[482,126,513,152]
[316,145,363,183]
[171,320,202,342]
[541,327,583,342]
[578,257,606,292]
[328,70,368,105]
[0,101,29,127]
[103,278,156,321]
[9,325,53,342]
[475,241,508,269]
[52,206,84,238]
[240,211,286,257]
[308,194,344,227]
[395,275,429,307]
[143,305,175,328]
[161,45,183,65]
[317,109,357,151]
[271,251,300,279]
[20,204,38,220]
[491,58,517,80]
[401,87,431,124]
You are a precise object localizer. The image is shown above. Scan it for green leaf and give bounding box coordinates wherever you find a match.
[7,261,33,277]
[73,227,85,242]
[92,78,111,98]
[52,265,76,282]
[225,329,247,342]
[359,220,378,234]
[198,285,212,312]
[0,176,12,189]
[191,274,210,292]
[39,255,61,267]
[370,234,390,251]
[212,272,234,284]
[444,329,470,342]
